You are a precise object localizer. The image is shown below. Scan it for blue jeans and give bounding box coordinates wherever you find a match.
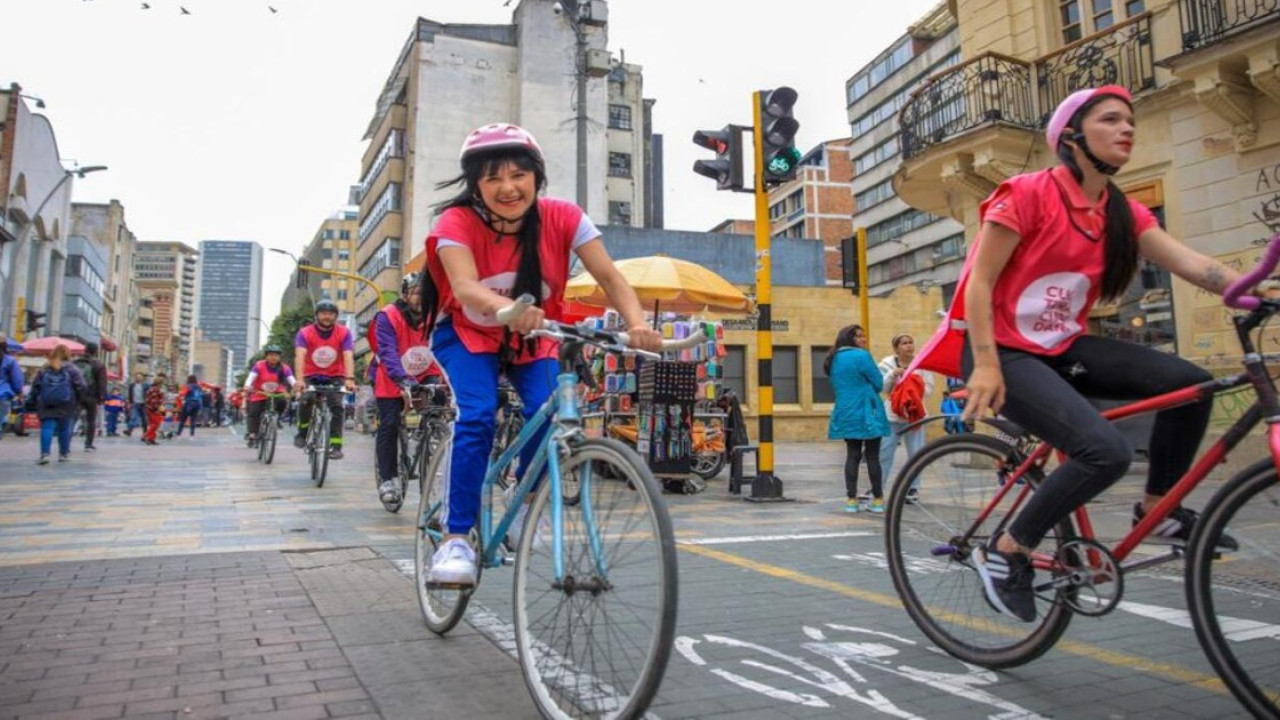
[880,420,926,490]
[128,403,147,431]
[105,410,121,435]
[40,417,73,457]
[432,322,556,535]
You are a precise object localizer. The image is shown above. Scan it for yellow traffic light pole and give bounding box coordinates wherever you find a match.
[297,262,398,309]
[747,91,786,502]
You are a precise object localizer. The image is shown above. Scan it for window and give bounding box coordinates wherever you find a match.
[357,128,405,202]
[336,289,348,301]
[608,201,633,226]
[855,178,896,211]
[723,345,747,403]
[867,208,940,248]
[608,104,633,130]
[854,136,900,174]
[1059,0,1144,43]
[358,238,401,278]
[847,38,914,104]
[339,230,351,240]
[337,248,351,262]
[609,152,632,178]
[358,182,402,244]
[811,346,834,403]
[774,346,798,404]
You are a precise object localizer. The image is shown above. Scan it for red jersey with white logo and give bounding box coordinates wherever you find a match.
[298,323,351,378]
[907,167,1158,377]
[370,303,437,399]
[249,360,293,402]
[426,197,587,362]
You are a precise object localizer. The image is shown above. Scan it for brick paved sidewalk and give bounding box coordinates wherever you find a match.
[0,548,537,720]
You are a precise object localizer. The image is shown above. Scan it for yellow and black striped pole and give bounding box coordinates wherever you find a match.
[747,90,786,501]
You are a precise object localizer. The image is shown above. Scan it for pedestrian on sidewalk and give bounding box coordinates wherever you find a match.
[0,332,24,441]
[125,371,148,436]
[143,373,167,445]
[878,333,934,504]
[73,342,107,451]
[103,385,126,436]
[825,324,891,514]
[30,344,87,464]
[176,375,203,437]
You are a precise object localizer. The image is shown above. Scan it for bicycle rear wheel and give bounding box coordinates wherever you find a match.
[513,437,677,720]
[415,424,472,634]
[262,418,277,465]
[885,433,1076,668]
[1186,459,1280,719]
[315,408,331,488]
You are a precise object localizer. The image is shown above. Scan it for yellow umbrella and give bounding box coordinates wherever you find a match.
[565,255,752,314]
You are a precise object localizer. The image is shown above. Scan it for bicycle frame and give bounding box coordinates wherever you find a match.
[981,307,1280,572]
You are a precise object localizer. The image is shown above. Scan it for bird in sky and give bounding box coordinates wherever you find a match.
[268,6,278,12]
[180,6,191,14]
[140,2,150,8]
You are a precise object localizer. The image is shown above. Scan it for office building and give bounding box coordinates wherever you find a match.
[134,241,198,374]
[196,240,264,373]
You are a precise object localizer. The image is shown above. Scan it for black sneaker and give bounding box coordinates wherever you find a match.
[1133,503,1238,551]
[905,488,920,505]
[973,536,1036,622]
[293,434,306,449]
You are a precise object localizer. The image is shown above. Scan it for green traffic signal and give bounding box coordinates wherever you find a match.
[759,87,800,186]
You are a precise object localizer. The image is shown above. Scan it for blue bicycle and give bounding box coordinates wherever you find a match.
[414,296,699,720]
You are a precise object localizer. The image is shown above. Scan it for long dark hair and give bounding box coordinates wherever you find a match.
[419,148,549,337]
[1057,93,1137,302]
[823,324,864,375]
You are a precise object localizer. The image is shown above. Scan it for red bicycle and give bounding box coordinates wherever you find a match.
[885,234,1280,718]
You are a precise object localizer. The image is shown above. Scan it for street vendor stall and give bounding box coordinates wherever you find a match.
[566,255,753,493]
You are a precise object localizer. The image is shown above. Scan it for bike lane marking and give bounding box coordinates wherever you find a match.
[679,531,876,545]
[677,542,1232,696]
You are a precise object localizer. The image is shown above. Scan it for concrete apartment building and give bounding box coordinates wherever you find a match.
[196,240,264,374]
[353,0,662,355]
[134,241,198,375]
[892,0,1279,432]
[282,208,360,318]
[59,235,107,349]
[847,2,964,300]
[0,84,80,341]
[71,200,141,375]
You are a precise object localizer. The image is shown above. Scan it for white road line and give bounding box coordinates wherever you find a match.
[1118,599,1280,642]
[678,531,876,546]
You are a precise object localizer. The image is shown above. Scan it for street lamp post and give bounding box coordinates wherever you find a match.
[6,165,108,338]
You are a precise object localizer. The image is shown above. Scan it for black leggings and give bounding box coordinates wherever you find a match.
[962,335,1213,549]
[843,438,883,499]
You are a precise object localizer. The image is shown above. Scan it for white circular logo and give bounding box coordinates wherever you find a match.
[1015,272,1091,350]
[312,346,338,368]
[401,346,434,376]
[461,272,552,327]
[261,381,280,393]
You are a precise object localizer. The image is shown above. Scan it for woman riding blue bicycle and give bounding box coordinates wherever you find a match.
[420,123,661,587]
[909,85,1277,622]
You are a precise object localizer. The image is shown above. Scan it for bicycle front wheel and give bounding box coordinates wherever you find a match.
[415,424,471,634]
[885,433,1076,668]
[315,409,331,488]
[1186,459,1280,719]
[262,419,277,465]
[513,437,677,720]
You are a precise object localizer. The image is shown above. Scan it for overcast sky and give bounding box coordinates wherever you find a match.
[3,0,941,324]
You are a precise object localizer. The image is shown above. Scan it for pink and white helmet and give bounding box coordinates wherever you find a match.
[1045,84,1132,150]
[459,123,544,162]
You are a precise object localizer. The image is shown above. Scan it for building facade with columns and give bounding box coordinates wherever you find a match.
[892,0,1280,367]
[0,85,77,341]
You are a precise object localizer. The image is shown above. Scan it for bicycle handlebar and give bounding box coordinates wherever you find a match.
[498,294,706,353]
[1223,232,1280,310]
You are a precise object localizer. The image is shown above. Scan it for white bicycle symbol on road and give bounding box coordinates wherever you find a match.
[675,623,1047,719]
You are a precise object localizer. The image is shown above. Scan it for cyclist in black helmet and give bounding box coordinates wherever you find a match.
[242,344,296,447]
[294,298,355,459]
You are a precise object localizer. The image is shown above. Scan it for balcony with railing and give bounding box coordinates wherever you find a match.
[895,14,1158,220]
[1177,0,1279,52]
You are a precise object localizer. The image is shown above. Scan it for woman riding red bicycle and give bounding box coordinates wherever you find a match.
[911,85,1276,622]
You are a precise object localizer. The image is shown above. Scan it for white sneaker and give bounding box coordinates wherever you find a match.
[427,538,477,586]
[503,485,548,552]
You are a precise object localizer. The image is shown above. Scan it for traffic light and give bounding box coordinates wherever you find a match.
[295,263,310,289]
[692,126,744,191]
[25,309,47,335]
[759,87,801,185]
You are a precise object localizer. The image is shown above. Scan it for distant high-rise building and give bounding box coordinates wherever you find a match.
[71,200,141,376]
[282,207,359,318]
[134,241,198,374]
[196,240,263,373]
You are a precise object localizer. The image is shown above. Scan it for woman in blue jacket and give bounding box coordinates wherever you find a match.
[826,324,891,513]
